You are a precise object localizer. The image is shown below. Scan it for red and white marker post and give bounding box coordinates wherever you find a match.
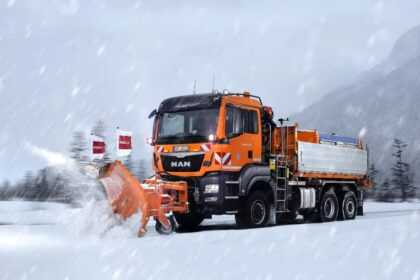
[91,135,106,160]
[116,129,133,157]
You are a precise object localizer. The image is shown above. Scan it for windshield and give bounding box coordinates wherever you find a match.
[157,108,219,144]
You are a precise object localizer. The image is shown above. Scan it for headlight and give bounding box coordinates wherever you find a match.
[204,184,219,194]
[205,197,218,203]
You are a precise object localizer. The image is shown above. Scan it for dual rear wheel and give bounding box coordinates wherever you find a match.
[339,191,358,220]
[236,188,359,227]
[318,189,357,222]
[172,188,359,231]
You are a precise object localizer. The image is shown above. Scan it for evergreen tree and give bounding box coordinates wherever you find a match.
[34,168,50,201]
[377,178,394,202]
[391,138,411,202]
[367,163,379,199]
[51,173,67,202]
[1,180,11,189]
[403,164,415,200]
[70,131,88,166]
[23,171,36,199]
[0,180,11,200]
[91,120,106,138]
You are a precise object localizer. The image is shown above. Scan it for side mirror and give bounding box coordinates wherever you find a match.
[148,109,158,119]
[219,138,229,144]
[146,137,155,146]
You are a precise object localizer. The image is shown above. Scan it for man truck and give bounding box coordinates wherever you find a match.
[142,91,370,230]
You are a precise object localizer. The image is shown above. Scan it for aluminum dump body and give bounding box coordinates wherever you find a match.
[297,141,368,176]
[272,124,369,181]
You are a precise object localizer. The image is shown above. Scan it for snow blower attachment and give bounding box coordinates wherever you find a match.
[98,161,188,236]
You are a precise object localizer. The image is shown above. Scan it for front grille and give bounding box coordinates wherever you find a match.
[161,153,205,172]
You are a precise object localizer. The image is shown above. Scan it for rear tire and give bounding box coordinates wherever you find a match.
[236,191,270,228]
[319,190,339,222]
[155,215,176,235]
[339,191,357,220]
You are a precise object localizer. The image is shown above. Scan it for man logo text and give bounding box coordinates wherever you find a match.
[171,161,191,168]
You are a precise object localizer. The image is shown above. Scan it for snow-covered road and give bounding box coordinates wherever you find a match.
[1,201,419,280]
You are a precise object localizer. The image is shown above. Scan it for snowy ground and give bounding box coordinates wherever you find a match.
[1,200,420,280]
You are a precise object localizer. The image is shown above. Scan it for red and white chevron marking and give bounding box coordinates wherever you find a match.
[201,143,212,152]
[214,152,232,166]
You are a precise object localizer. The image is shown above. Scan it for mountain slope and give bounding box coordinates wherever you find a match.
[294,25,420,178]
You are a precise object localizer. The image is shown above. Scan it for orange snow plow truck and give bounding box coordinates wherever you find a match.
[100,92,370,235]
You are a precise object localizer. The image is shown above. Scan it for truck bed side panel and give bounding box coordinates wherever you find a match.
[297,141,368,176]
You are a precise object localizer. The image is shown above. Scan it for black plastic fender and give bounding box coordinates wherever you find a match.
[239,165,273,196]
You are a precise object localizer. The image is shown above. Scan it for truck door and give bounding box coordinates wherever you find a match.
[225,105,261,170]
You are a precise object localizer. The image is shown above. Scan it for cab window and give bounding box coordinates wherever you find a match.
[226,106,259,138]
[243,110,258,134]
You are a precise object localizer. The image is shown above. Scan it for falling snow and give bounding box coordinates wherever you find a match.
[1,2,420,279]
[0,77,4,92]
[97,45,106,57]
[71,87,80,97]
[7,0,15,8]
[39,66,46,76]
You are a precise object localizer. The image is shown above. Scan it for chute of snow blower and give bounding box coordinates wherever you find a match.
[98,160,188,236]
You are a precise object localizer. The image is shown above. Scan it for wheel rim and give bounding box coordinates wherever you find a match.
[345,198,356,218]
[250,200,266,225]
[158,221,172,234]
[161,223,172,234]
[324,198,336,219]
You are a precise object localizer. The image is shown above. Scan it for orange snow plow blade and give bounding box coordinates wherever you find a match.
[98,161,188,236]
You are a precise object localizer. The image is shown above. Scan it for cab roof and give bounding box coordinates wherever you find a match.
[158,92,262,113]
[158,93,222,113]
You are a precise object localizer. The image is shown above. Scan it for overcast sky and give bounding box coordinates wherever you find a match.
[1,0,420,181]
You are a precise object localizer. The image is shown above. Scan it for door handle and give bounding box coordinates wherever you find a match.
[248,150,253,159]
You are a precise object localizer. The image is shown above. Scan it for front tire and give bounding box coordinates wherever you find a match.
[319,190,339,222]
[236,191,270,228]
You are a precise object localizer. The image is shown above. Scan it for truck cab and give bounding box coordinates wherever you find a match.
[150,92,271,228]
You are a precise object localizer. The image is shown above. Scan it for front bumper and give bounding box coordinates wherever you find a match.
[164,172,240,216]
